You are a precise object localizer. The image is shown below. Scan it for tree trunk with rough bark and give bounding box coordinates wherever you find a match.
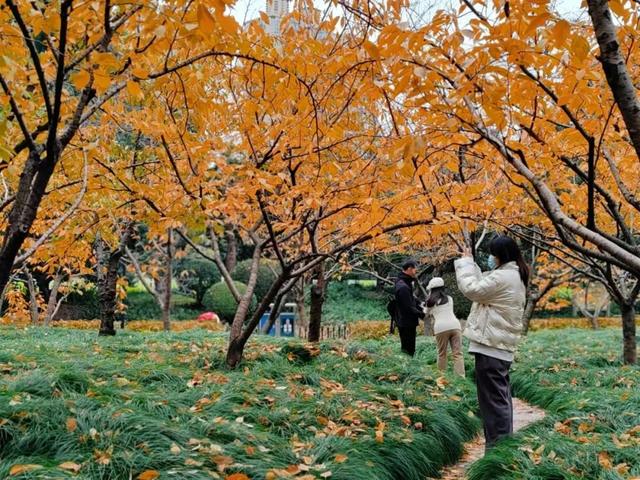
[161,229,173,332]
[229,247,261,341]
[587,0,640,162]
[96,227,134,336]
[308,263,326,343]
[96,237,119,336]
[620,302,637,365]
[224,224,238,273]
[294,277,307,329]
[0,152,58,305]
[226,270,291,368]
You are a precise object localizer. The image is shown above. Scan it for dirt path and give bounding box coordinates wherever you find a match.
[434,398,546,480]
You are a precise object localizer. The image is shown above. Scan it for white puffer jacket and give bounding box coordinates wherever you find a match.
[454,257,526,352]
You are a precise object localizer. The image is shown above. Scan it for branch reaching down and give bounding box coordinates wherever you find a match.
[124,246,159,300]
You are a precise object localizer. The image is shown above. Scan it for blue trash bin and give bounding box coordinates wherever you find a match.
[259,305,276,336]
[259,303,296,337]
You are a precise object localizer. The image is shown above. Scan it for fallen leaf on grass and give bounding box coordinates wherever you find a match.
[66,417,78,432]
[598,451,612,469]
[615,463,630,475]
[436,376,449,389]
[9,464,43,475]
[335,454,348,463]
[226,474,250,480]
[94,447,112,465]
[213,455,234,472]
[59,462,81,472]
[137,470,160,480]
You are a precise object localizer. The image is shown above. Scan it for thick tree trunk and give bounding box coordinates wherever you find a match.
[96,226,134,336]
[96,237,120,336]
[620,302,637,365]
[226,337,246,369]
[0,152,52,301]
[587,0,640,162]
[161,229,173,332]
[229,247,261,341]
[224,224,238,273]
[226,270,291,368]
[294,277,307,328]
[308,263,326,343]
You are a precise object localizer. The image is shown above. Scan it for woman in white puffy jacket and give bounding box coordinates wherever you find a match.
[455,235,529,451]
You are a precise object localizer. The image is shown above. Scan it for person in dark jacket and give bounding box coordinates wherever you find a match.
[394,260,425,356]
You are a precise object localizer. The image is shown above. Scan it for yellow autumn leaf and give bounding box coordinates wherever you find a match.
[608,0,627,17]
[212,0,226,13]
[197,5,216,35]
[137,470,160,480]
[9,464,43,476]
[226,474,250,480]
[570,35,591,62]
[363,40,380,60]
[218,15,239,35]
[59,462,82,472]
[71,70,91,90]
[551,19,570,47]
[259,11,270,24]
[598,451,613,469]
[334,454,348,463]
[66,417,78,432]
[127,81,144,99]
[93,72,111,93]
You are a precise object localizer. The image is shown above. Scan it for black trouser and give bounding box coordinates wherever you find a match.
[398,325,417,356]
[474,353,513,450]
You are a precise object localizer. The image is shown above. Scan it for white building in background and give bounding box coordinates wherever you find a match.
[264,0,290,35]
[244,0,327,39]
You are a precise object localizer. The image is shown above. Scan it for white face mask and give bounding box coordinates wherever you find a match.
[487,255,497,269]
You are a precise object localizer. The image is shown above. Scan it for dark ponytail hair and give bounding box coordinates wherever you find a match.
[489,235,529,286]
[426,287,448,307]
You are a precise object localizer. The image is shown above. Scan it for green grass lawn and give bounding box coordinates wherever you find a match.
[468,329,640,480]
[0,328,480,479]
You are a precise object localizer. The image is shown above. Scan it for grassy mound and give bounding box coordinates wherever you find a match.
[468,329,640,480]
[0,328,480,479]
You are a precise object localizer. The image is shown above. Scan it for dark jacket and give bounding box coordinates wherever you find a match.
[394,272,424,328]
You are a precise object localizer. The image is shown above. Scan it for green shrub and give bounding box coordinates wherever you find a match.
[322,281,388,323]
[174,255,221,306]
[124,291,198,321]
[203,281,256,322]
[232,259,280,301]
[59,287,101,320]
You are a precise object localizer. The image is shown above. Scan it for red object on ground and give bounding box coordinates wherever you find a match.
[197,312,219,322]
